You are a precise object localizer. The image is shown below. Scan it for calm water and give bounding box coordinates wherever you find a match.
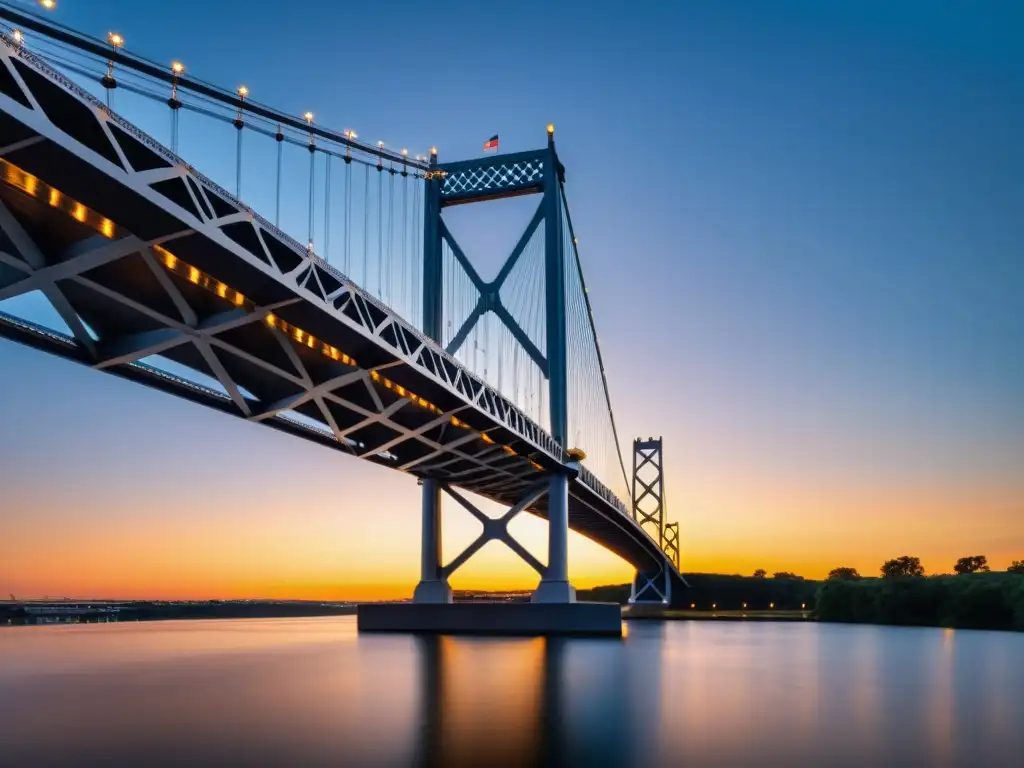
[1,617,1022,766]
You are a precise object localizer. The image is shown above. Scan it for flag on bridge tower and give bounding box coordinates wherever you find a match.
[483,134,499,151]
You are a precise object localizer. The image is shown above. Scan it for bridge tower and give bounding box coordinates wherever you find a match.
[630,437,678,603]
[413,126,577,605]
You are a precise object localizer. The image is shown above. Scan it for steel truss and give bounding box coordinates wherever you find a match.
[0,28,686,589]
[632,437,666,541]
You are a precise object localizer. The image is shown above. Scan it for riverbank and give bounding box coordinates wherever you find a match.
[817,572,1024,631]
[1,600,357,625]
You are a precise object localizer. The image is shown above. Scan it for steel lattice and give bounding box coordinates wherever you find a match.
[442,159,543,199]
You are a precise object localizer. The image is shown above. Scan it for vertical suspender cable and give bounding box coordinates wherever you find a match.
[274,124,284,227]
[377,165,383,297]
[234,126,243,198]
[387,170,395,305]
[234,87,247,199]
[343,155,352,274]
[362,165,370,286]
[401,172,408,317]
[323,154,331,263]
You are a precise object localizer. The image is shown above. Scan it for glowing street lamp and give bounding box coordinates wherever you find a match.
[102,32,124,106]
[40,0,57,9]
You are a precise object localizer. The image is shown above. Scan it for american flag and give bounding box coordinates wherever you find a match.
[483,134,499,151]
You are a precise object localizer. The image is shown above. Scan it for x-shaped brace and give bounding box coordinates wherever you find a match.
[439,478,550,579]
[440,199,548,376]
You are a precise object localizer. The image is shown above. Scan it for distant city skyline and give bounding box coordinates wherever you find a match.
[2,0,1022,600]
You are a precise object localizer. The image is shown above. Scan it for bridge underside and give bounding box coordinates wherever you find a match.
[0,43,674,579]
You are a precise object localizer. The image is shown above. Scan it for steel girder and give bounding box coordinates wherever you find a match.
[0,32,681,579]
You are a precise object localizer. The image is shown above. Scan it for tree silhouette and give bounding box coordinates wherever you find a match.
[752,569,767,579]
[772,571,804,580]
[1007,560,1024,574]
[880,556,925,578]
[954,555,990,575]
[827,567,861,581]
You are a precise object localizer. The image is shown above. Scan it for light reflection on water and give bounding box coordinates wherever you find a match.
[1,617,1022,766]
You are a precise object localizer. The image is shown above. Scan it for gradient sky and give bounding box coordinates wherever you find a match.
[2,0,1023,600]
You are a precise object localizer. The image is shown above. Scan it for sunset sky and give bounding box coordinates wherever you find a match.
[2,0,1022,600]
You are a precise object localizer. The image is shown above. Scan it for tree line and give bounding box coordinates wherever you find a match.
[814,556,1024,631]
[817,556,1024,581]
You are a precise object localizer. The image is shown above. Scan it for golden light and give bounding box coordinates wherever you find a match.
[546,123,555,134]
[40,0,57,9]
[12,29,22,44]
[171,61,184,75]
[237,85,249,98]
[690,603,695,609]
[712,603,717,609]
[742,602,747,609]
[401,148,408,156]
[345,129,357,140]
[769,602,774,608]
[303,111,314,124]
[430,146,437,155]
[802,603,807,610]
[107,32,124,48]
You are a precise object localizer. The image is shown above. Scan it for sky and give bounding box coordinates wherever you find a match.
[2,0,1023,600]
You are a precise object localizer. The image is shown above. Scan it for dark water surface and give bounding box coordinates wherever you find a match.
[1,617,1022,766]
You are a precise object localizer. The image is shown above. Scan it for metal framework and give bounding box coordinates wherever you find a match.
[415,133,578,602]
[632,437,666,542]
[0,26,686,600]
[663,521,680,571]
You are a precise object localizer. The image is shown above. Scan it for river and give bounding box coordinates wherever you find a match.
[1,617,1021,766]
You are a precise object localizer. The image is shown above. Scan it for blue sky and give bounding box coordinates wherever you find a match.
[2,0,1022,597]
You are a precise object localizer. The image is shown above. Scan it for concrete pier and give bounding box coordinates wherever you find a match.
[358,602,622,636]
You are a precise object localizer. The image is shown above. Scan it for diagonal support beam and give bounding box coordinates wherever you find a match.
[439,479,549,578]
[0,199,98,358]
[441,201,548,373]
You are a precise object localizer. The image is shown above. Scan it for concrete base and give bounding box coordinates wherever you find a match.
[531,580,577,604]
[358,602,622,636]
[412,579,453,604]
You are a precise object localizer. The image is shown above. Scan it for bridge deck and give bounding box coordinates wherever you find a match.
[0,37,675,578]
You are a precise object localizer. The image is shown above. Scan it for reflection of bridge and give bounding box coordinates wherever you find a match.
[0,5,686,629]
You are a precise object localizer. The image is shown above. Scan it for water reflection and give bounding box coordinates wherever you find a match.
[1,618,1022,766]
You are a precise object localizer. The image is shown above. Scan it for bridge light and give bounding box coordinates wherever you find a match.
[742,602,747,609]
[546,123,555,135]
[345,130,357,140]
[769,602,774,609]
[171,61,184,75]
[430,146,437,155]
[690,603,695,609]
[303,111,314,124]
[401,148,408,156]
[712,603,716,609]
[107,32,124,49]
[40,0,56,9]
[237,85,249,99]
[12,29,22,45]
[802,603,806,610]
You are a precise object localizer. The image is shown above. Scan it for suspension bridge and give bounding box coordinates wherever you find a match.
[0,3,685,634]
